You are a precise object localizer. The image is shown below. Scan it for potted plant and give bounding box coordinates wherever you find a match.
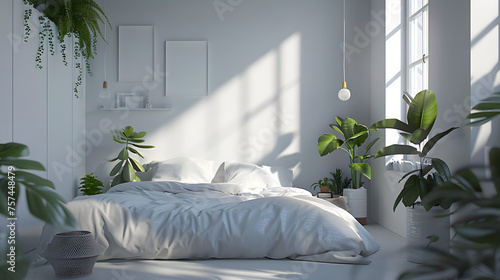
[23,0,111,95]
[398,92,500,279]
[317,117,380,224]
[330,168,352,196]
[0,142,76,279]
[110,126,155,187]
[371,89,458,262]
[310,177,332,194]
[78,173,103,195]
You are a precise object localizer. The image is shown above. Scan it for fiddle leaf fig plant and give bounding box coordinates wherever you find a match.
[318,117,381,189]
[371,90,458,211]
[110,126,155,187]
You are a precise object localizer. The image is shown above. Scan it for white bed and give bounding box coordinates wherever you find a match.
[33,158,379,265]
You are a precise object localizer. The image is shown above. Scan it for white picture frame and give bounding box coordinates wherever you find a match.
[116,93,135,109]
[165,41,208,97]
[118,26,155,83]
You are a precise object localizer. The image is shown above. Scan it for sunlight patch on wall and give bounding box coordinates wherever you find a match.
[148,33,301,166]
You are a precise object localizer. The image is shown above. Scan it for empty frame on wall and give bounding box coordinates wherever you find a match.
[165,41,208,97]
[118,26,155,83]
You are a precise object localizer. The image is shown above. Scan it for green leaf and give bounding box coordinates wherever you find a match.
[123,126,134,137]
[471,102,500,111]
[109,160,124,176]
[111,174,125,187]
[129,131,146,139]
[25,185,76,228]
[466,112,500,126]
[402,92,413,106]
[407,89,437,131]
[370,118,415,134]
[364,137,381,153]
[400,128,429,145]
[317,134,344,156]
[347,124,369,148]
[0,142,29,158]
[340,117,358,140]
[0,159,45,171]
[489,148,500,192]
[431,158,451,182]
[112,138,127,145]
[118,147,129,160]
[129,157,145,172]
[374,144,421,158]
[393,175,419,211]
[422,127,458,156]
[15,171,55,188]
[454,168,481,192]
[329,123,344,135]
[130,144,155,149]
[349,162,371,180]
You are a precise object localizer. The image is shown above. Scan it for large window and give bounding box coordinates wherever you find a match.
[407,0,429,96]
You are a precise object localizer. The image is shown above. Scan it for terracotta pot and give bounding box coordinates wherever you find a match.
[319,185,330,193]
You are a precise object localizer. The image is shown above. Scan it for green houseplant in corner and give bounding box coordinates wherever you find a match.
[310,177,333,193]
[78,173,103,195]
[110,126,155,187]
[371,89,458,263]
[0,142,76,280]
[317,117,380,224]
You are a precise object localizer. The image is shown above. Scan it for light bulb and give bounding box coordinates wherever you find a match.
[99,81,111,108]
[338,81,351,101]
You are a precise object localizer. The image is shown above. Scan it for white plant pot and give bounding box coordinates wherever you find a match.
[343,187,367,224]
[406,204,450,263]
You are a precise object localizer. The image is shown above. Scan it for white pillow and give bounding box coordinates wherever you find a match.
[212,161,293,192]
[152,157,219,183]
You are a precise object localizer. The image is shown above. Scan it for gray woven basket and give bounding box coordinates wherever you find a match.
[42,231,102,278]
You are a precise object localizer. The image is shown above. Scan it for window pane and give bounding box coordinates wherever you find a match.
[409,63,424,94]
[409,0,428,15]
[409,14,423,63]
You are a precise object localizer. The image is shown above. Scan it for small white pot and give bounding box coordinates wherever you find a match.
[343,187,367,224]
[406,204,450,263]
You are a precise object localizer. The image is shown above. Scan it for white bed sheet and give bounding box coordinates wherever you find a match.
[34,181,379,265]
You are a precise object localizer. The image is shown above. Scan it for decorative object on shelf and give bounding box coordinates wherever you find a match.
[78,173,103,195]
[110,126,155,187]
[23,0,111,96]
[338,0,351,101]
[99,81,112,109]
[125,96,144,109]
[145,91,153,109]
[320,196,349,211]
[42,231,102,278]
[116,93,142,109]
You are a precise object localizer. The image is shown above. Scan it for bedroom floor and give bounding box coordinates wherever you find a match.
[26,223,417,280]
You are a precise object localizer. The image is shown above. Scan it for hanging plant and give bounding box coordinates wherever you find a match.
[23,0,111,96]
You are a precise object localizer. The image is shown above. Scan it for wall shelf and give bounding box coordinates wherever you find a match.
[100,107,172,111]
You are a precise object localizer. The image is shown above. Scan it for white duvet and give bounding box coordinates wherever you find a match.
[34,181,379,264]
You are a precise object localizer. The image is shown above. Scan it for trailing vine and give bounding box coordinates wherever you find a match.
[22,0,111,97]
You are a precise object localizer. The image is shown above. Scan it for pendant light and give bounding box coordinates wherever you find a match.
[99,0,111,108]
[338,0,351,101]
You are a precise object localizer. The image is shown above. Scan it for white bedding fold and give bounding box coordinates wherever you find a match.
[34,181,379,265]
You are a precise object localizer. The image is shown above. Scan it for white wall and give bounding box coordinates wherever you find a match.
[0,0,86,251]
[86,0,373,191]
[470,0,500,166]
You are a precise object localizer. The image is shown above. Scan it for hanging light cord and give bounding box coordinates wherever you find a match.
[342,0,346,83]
